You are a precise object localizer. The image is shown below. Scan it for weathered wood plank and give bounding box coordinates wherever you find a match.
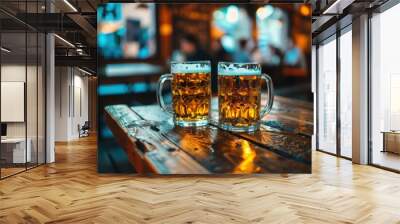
[105,105,209,174]
[133,105,310,173]
[206,96,312,163]
[104,96,312,174]
[209,96,313,136]
[104,105,148,173]
[266,96,313,136]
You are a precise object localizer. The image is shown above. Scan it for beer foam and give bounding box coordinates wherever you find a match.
[218,62,261,76]
[171,61,211,74]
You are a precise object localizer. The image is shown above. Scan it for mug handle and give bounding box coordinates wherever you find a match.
[260,74,274,117]
[157,73,174,114]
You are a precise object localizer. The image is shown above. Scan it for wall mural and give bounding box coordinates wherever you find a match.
[97,3,312,174]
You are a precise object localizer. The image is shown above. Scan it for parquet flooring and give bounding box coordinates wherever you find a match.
[1,167,26,178]
[1,135,400,223]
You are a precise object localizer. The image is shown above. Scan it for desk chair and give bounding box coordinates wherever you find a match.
[78,121,90,138]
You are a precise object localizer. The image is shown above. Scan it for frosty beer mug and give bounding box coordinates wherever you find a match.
[218,62,274,132]
[157,61,211,127]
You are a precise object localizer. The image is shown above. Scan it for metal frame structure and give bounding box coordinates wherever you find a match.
[314,17,352,161]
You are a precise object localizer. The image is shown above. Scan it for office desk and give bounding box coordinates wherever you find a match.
[382,131,400,154]
[1,138,31,164]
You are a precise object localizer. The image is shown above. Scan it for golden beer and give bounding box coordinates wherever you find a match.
[218,62,274,132]
[172,72,211,124]
[157,61,211,127]
[219,75,261,128]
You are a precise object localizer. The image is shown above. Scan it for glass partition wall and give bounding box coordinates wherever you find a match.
[0,1,46,179]
[370,3,400,172]
[339,27,352,159]
[316,0,400,171]
[316,26,352,159]
[317,35,337,155]
[0,30,27,177]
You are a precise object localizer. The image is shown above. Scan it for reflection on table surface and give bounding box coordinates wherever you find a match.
[104,96,312,174]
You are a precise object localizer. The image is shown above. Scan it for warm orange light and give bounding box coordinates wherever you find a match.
[294,34,310,52]
[211,26,224,39]
[179,132,211,160]
[299,5,311,17]
[160,24,172,36]
[233,140,259,173]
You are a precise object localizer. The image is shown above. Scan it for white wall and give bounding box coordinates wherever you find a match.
[1,65,27,160]
[55,66,70,141]
[1,64,45,163]
[1,65,36,138]
[1,65,26,136]
[72,73,89,138]
[54,67,89,141]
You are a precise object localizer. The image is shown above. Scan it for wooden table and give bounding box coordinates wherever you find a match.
[104,96,313,174]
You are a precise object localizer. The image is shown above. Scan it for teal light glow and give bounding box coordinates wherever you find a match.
[105,63,162,77]
[98,84,130,96]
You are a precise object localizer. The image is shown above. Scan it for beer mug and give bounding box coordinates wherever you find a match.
[157,61,211,127]
[218,62,274,132]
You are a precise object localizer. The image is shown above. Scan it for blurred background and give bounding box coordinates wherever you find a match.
[97,3,311,173]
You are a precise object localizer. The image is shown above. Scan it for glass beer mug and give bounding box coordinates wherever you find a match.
[157,61,211,127]
[218,62,274,132]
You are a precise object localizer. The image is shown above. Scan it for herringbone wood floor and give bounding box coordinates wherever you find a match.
[1,135,400,224]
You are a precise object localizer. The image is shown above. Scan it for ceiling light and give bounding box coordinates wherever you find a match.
[323,0,340,14]
[78,67,93,76]
[1,47,11,53]
[63,0,78,12]
[322,0,354,15]
[54,34,75,48]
